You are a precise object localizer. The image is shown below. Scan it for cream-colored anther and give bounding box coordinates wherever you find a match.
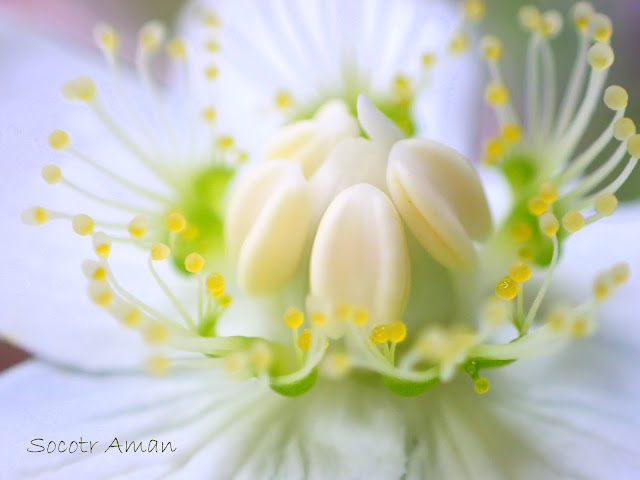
[539,212,559,237]
[539,10,563,37]
[613,118,636,141]
[82,260,107,281]
[604,86,628,111]
[62,77,96,102]
[573,2,594,33]
[41,165,62,184]
[72,214,95,235]
[87,281,113,307]
[139,21,166,52]
[93,232,111,258]
[594,193,618,216]
[480,35,502,60]
[356,95,404,150]
[627,134,640,158]
[93,23,120,54]
[587,43,614,71]
[265,100,359,178]
[226,160,312,294]
[610,262,630,286]
[386,139,492,270]
[310,184,410,338]
[591,13,612,43]
[518,6,541,31]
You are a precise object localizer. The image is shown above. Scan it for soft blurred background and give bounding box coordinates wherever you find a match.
[1,0,639,371]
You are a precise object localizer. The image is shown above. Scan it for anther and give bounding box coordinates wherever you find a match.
[72,214,95,236]
[591,13,612,43]
[201,107,217,124]
[41,165,62,184]
[463,0,485,22]
[421,52,437,69]
[573,2,594,33]
[93,232,111,258]
[48,130,70,150]
[297,329,312,352]
[448,31,469,54]
[495,276,518,300]
[539,10,563,38]
[205,273,225,297]
[587,43,614,71]
[184,253,205,273]
[593,273,613,300]
[484,137,505,164]
[61,77,96,102]
[562,210,585,233]
[518,6,541,31]
[594,193,618,216]
[146,356,170,376]
[93,23,120,54]
[626,134,640,158]
[352,307,369,326]
[145,323,168,344]
[87,282,113,307]
[604,86,628,111]
[613,118,636,141]
[128,215,148,238]
[388,321,407,343]
[284,307,304,329]
[485,82,510,106]
[474,377,490,394]
[481,35,502,60]
[502,123,522,143]
[610,262,630,286]
[21,206,49,226]
[204,64,219,81]
[528,196,549,216]
[539,212,560,237]
[370,325,390,345]
[139,21,165,52]
[218,294,232,308]
[166,38,187,59]
[539,181,559,204]
[509,262,532,283]
[274,90,293,109]
[165,212,186,233]
[151,243,171,261]
[216,134,234,150]
[518,246,535,261]
[511,222,533,242]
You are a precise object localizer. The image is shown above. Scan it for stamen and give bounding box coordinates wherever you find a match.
[495,277,518,301]
[72,214,95,236]
[509,262,532,283]
[184,253,205,273]
[283,307,304,329]
[297,329,312,352]
[127,215,148,238]
[562,210,586,233]
[594,193,618,216]
[205,273,225,298]
[20,206,49,226]
[165,212,187,233]
[93,232,112,258]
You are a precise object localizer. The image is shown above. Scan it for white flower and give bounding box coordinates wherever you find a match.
[2,1,640,479]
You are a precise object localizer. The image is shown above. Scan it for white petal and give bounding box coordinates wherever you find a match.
[226,160,312,294]
[356,94,405,149]
[310,184,410,332]
[387,138,492,270]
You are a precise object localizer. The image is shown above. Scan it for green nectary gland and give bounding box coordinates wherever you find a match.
[291,92,417,136]
[167,164,235,273]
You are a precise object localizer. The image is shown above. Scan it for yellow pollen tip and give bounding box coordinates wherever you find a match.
[61,76,96,102]
[283,306,304,329]
[474,377,491,395]
[204,64,219,81]
[92,266,107,281]
[509,262,532,283]
[146,356,170,376]
[610,262,630,286]
[528,196,549,216]
[48,129,70,150]
[518,6,541,31]
[72,214,95,236]
[392,74,412,99]
[539,212,560,237]
[41,165,62,184]
[122,307,142,327]
[480,35,502,60]
[421,52,437,69]
[587,43,614,71]
[562,210,586,233]
[591,13,612,43]
[370,325,390,345]
[89,285,112,307]
[218,293,232,308]
[518,245,535,261]
[165,212,186,233]
[151,243,171,261]
[200,10,221,27]
[613,118,636,141]
[128,215,148,238]
[336,304,353,320]
[216,134,235,150]
[570,316,591,338]
[145,323,168,344]
[573,3,594,33]
[388,321,407,343]
[485,82,510,106]
[184,252,205,273]
[93,233,111,258]
[249,343,272,370]
[593,274,613,301]
[463,0,485,21]
[483,137,505,165]
[448,31,469,54]
[201,106,217,124]
[604,85,628,111]
[311,312,327,325]
[205,273,225,297]
[627,134,640,158]
[166,38,187,59]
[547,309,569,334]
[94,24,120,53]
[511,222,533,242]
[594,193,618,216]
[539,181,559,204]
[502,123,522,143]
[274,90,293,109]
[139,22,165,51]
[352,306,370,326]
[297,329,312,352]
[538,10,563,38]
[204,39,221,53]
[495,276,518,301]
